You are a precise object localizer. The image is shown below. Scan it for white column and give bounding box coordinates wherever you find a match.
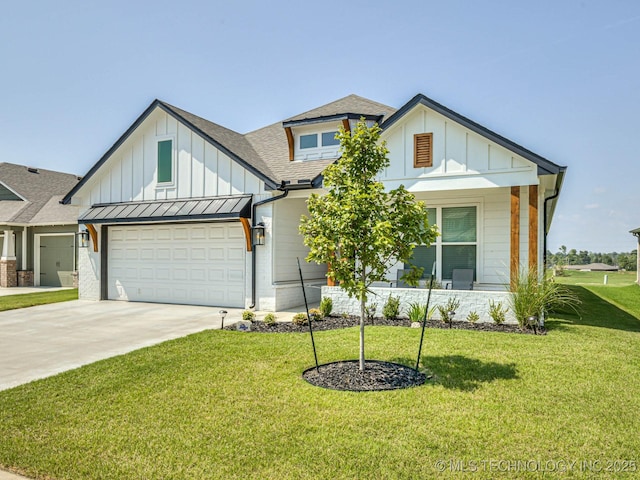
[1,230,16,260]
[22,226,27,270]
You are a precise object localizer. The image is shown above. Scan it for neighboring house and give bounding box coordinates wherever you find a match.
[62,94,566,310]
[0,163,80,288]
[564,263,619,272]
[631,227,640,284]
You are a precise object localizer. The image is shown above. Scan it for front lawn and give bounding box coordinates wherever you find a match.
[0,289,78,312]
[1,286,639,479]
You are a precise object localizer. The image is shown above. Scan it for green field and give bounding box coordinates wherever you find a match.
[0,284,639,479]
[554,269,636,286]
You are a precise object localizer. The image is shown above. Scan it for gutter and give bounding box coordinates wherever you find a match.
[249,180,314,308]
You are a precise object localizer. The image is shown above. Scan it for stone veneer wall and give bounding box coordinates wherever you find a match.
[0,259,17,288]
[17,270,34,287]
[321,286,517,324]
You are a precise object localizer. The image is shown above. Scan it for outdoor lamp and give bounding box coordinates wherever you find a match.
[252,223,265,246]
[77,230,90,248]
[219,310,228,329]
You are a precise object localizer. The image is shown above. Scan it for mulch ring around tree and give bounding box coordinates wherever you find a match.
[303,360,427,391]
[227,315,546,335]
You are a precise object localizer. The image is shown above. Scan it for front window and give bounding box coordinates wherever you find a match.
[405,206,477,281]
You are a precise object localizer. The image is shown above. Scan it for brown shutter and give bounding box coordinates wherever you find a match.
[414,133,433,168]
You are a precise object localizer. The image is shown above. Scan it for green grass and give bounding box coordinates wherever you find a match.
[0,288,78,312]
[554,269,636,286]
[1,286,639,479]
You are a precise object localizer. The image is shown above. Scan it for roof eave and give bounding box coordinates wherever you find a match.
[381,93,566,176]
[283,113,382,128]
[62,100,279,205]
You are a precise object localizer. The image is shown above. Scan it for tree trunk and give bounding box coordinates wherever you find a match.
[359,294,366,371]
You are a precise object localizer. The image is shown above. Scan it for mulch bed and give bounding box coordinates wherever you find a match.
[303,360,426,391]
[227,315,543,392]
[227,315,545,335]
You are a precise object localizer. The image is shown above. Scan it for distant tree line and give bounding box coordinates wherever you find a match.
[547,246,637,271]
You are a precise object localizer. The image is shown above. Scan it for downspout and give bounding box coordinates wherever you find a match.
[542,168,566,268]
[543,190,560,268]
[249,186,289,309]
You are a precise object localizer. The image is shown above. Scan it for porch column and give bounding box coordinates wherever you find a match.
[1,230,17,288]
[528,185,538,271]
[22,226,28,270]
[510,187,520,290]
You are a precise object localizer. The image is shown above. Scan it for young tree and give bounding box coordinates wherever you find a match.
[300,120,438,371]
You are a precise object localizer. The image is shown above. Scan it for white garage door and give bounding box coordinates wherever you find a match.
[108,223,246,307]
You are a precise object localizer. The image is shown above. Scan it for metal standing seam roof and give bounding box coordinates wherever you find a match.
[78,195,252,224]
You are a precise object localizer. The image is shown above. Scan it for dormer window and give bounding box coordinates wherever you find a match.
[300,134,318,149]
[292,128,341,161]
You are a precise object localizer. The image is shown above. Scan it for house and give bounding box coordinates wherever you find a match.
[0,163,80,288]
[631,227,640,284]
[62,94,566,312]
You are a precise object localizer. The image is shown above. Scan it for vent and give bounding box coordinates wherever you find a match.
[27,167,39,174]
[414,133,433,168]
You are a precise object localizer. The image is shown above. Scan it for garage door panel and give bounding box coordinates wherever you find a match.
[109,223,245,308]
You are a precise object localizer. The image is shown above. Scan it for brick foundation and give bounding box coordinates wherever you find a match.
[0,259,17,288]
[17,270,34,287]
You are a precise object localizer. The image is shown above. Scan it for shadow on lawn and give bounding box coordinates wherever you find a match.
[546,285,640,333]
[392,355,518,392]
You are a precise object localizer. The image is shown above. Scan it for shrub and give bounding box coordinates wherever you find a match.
[365,303,377,322]
[263,313,277,326]
[319,297,333,318]
[488,300,507,325]
[407,302,428,323]
[308,308,322,322]
[382,295,400,320]
[509,267,581,329]
[242,310,256,322]
[467,311,480,323]
[292,312,308,326]
[437,297,461,326]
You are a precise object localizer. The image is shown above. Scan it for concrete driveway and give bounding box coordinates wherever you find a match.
[0,300,247,391]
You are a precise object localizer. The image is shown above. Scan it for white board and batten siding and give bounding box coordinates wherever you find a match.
[272,198,327,283]
[381,105,539,192]
[78,108,264,207]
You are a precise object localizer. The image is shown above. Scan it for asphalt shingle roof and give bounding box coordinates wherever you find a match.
[65,93,565,203]
[0,163,80,224]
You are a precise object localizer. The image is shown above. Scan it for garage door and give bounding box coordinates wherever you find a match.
[108,223,246,307]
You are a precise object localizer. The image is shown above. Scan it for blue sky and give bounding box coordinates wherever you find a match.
[1,0,639,252]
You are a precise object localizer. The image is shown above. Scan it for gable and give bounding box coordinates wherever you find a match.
[380,104,540,192]
[0,182,23,201]
[69,107,266,207]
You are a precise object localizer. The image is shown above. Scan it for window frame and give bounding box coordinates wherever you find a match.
[294,127,342,161]
[156,136,175,186]
[404,203,480,282]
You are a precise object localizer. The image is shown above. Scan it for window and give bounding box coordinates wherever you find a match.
[300,134,318,149]
[414,132,433,168]
[405,206,477,280]
[157,139,173,183]
[321,131,339,146]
